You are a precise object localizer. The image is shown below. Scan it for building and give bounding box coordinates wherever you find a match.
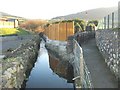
[0,17,19,28]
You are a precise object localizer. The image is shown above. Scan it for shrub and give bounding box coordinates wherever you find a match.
[87,20,98,27]
[19,19,47,32]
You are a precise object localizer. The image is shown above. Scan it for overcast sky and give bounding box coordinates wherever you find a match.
[0,0,119,19]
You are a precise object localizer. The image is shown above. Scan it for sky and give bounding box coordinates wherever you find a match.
[0,0,119,19]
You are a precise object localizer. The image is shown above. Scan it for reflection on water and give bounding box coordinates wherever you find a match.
[25,41,74,88]
[49,54,74,83]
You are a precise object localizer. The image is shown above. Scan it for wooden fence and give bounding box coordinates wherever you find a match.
[44,22,74,41]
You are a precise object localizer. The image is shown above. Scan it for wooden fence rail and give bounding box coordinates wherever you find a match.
[44,22,74,41]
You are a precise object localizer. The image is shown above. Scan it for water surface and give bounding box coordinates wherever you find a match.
[25,40,74,88]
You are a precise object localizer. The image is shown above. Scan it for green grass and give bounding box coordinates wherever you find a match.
[0,28,30,36]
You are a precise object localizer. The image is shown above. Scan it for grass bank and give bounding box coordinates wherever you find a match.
[0,28,30,36]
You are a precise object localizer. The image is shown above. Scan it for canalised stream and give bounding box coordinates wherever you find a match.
[25,40,75,89]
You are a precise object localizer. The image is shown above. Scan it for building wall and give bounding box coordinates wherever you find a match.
[0,19,18,28]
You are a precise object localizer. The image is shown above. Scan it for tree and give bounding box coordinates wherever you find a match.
[74,19,86,32]
[87,20,98,27]
[93,20,99,27]
[75,23,82,33]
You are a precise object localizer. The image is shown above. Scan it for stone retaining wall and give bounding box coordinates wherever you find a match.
[95,30,119,79]
[0,34,40,89]
[74,31,95,45]
[42,34,93,88]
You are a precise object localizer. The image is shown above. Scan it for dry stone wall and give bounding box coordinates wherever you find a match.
[74,31,95,45]
[95,30,119,79]
[0,34,40,89]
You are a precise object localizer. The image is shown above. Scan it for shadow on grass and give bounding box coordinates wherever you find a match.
[16,28,30,35]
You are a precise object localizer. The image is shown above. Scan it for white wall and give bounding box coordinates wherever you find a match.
[0,20,18,28]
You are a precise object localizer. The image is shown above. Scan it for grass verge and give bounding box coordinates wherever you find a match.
[0,28,30,36]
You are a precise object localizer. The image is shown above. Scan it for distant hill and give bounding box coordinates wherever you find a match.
[0,11,25,20]
[52,7,118,20]
[0,12,11,16]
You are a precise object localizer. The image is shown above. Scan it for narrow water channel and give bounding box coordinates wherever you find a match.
[25,40,74,89]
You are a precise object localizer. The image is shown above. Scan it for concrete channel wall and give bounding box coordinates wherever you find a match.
[42,33,93,88]
[95,30,119,79]
[72,39,93,88]
[72,31,95,88]
[0,34,40,89]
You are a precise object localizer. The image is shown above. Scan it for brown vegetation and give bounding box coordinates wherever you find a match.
[19,19,47,33]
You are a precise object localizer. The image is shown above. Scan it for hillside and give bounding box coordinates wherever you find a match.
[0,12,11,16]
[0,11,25,20]
[52,7,118,20]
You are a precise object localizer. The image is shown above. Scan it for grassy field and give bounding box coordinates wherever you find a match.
[0,28,30,36]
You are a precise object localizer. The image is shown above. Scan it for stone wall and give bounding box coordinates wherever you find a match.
[74,31,95,45]
[0,34,40,89]
[42,34,93,88]
[95,30,119,79]
[118,1,120,29]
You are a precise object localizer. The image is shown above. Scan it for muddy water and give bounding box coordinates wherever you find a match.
[25,40,74,89]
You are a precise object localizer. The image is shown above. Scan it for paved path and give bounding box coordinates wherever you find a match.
[81,39,118,88]
[0,35,33,55]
